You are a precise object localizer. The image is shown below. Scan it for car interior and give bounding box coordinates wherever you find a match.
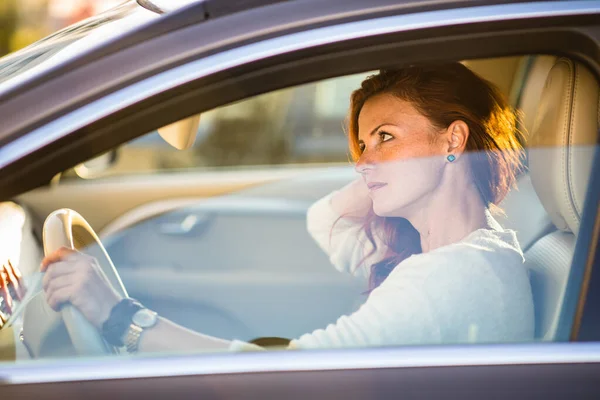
[0,54,598,360]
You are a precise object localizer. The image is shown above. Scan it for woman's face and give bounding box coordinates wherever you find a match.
[356,94,449,217]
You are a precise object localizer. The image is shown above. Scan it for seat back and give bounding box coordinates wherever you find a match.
[496,174,553,251]
[496,56,556,250]
[525,58,598,340]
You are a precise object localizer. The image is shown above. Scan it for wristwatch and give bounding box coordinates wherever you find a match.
[124,308,158,353]
[102,298,143,346]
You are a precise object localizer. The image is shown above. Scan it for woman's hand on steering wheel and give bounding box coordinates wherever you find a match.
[41,247,123,329]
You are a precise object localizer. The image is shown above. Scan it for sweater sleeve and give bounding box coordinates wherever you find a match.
[227,271,439,352]
[306,192,388,279]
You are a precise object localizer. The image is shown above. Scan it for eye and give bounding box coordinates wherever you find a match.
[379,131,393,142]
[358,141,366,153]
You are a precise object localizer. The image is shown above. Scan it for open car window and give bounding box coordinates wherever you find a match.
[60,72,368,180]
[61,57,530,180]
[2,53,598,363]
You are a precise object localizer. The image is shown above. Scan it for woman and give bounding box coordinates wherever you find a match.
[39,63,535,353]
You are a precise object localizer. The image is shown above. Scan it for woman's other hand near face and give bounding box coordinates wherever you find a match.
[331,178,372,221]
[41,247,122,329]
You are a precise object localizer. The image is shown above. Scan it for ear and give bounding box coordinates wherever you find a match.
[444,120,469,158]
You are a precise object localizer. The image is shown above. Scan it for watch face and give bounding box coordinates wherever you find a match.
[132,309,158,328]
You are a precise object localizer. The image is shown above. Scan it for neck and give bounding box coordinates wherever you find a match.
[404,162,490,253]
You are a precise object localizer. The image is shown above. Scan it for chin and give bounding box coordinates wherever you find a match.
[371,191,416,218]
[372,200,401,217]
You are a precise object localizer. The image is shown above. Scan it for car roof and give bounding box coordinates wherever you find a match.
[0,0,545,98]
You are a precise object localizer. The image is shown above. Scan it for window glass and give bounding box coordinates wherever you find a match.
[2,56,598,364]
[0,2,146,88]
[63,73,370,181]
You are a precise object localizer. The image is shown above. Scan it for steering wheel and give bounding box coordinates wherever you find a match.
[22,209,128,357]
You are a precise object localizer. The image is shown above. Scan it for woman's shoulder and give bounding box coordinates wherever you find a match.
[386,227,526,285]
[375,227,534,343]
[436,228,523,264]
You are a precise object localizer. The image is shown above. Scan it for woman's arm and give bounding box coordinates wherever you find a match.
[136,317,231,353]
[307,178,384,277]
[41,245,420,355]
[329,178,372,221]
[41,248,232,354]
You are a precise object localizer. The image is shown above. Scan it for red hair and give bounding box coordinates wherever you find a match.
[346,64,525,290]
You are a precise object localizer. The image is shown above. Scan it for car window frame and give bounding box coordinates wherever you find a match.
[2,0,599,341]
[0,0,599,386]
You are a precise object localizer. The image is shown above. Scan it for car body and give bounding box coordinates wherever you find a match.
[0,0,600,398]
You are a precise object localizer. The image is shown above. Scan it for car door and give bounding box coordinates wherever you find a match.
[0,0,600,397]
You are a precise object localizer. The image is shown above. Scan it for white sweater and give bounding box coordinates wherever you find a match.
[231,192,534,351]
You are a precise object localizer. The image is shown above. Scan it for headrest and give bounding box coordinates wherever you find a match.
[517,56,556,136]
[528,58,599,234]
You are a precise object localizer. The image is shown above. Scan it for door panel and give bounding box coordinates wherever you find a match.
[16,167,327,232]
[20,167,364,341]
[121,270,363,341]
[99,174,364,341]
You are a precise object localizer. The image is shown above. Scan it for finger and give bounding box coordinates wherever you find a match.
[13,279,26,302]
[0,270,12,314]
[7,260,25,300]
[45,286,73,312]
[44,274,76,297]
[4,262,22,301]
[7,259,22,280]
[42,261,78,291]
[41,247,76,271]
[7,260,23,280]
[41,246,76,270]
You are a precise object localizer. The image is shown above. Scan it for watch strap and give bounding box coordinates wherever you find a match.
[125,324,144,353]
[101,298,143,347]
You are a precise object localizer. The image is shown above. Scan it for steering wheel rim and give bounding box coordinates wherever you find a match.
[30,209,128,356]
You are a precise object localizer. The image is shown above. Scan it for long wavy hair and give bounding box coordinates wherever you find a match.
[346,63,525,291]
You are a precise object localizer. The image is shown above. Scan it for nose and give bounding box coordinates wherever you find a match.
[355,154,374,176]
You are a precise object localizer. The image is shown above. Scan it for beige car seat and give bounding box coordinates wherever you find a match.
[496,56,556,250]
[525,58,598,340]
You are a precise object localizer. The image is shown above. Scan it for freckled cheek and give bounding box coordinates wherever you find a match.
[375,145,442,181]
[374,143,429,164]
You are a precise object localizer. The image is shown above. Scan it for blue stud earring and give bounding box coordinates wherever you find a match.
[446,154,456,163]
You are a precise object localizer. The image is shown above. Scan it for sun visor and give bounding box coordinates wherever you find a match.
[157,114,200,150]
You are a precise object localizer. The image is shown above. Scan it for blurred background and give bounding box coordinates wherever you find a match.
[0,0,121,58]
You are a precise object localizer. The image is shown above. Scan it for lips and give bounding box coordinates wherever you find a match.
[367,182,387,191]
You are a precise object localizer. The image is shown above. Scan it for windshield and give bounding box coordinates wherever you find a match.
[0,1,154,93]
